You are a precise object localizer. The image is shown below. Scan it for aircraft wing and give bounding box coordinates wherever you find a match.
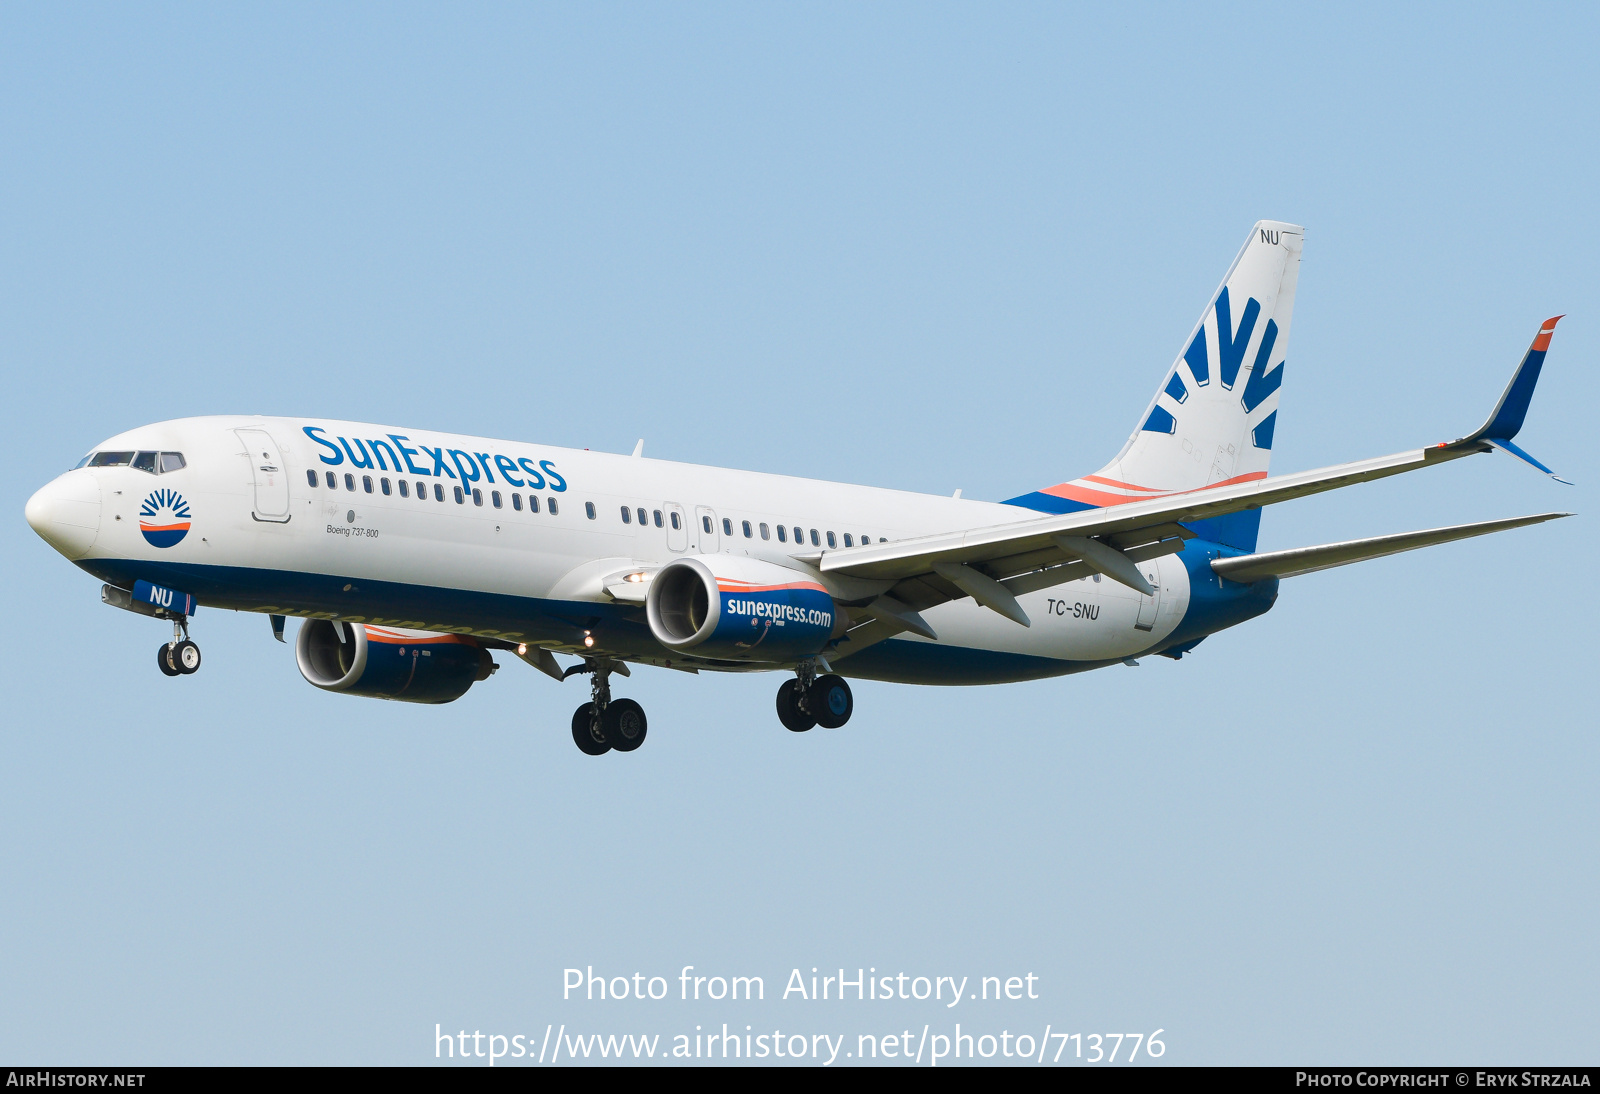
[820,443,1483,653]
[822,441,1477,585]
[821,315,1568,655]
[1208,511,1571,582]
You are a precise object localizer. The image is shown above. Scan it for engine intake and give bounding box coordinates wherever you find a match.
[295,620,493,704]
[646,556,839,663]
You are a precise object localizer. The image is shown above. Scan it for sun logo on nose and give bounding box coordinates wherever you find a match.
[139,488,191,548]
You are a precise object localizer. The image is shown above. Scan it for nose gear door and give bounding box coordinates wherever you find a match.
[236,428,291,523]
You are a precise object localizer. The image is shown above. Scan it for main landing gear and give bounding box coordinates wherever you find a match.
[157,619,202,677]
[776,661,853,732]
[567,660,648,756]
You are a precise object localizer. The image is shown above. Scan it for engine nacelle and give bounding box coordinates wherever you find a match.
[645,556,839,663]
[295,620,494,704]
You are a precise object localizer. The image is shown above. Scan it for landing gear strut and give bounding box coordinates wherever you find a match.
[158,618,201,677]
[567,659,648,756]
[776,661,853,732]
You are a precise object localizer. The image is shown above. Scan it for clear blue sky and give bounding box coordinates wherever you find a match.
[2,2,1595,1065]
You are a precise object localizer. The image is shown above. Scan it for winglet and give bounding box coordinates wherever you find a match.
[1462,315,1570,483]
[1467,315,1562,443]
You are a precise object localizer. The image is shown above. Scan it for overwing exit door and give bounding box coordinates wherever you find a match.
[664,503,688,552]
[236,428,291,523]
[695,506,720,553]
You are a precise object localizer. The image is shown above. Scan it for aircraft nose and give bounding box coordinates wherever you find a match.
[25,471,101,559]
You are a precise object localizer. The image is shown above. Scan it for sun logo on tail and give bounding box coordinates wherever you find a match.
[139,488,192,548]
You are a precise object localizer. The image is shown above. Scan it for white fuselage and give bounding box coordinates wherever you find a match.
[31,416,1196,683]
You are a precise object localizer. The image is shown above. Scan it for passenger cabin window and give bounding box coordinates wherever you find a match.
[793,527,803,543]
[363,475,374,493]
[826,531,837,548]
[381,478,392,496]
[670,511,680,530]
[529,495,540,513]
[810,529,820,547]
[345,474,355,491]
[702,515,713,533]
[416,481,426,499]
[759,523,769,540]
[742,520,752,538]
[491,490,501,509]
[89,452,134,467]
[306,469,318,487]
[159,452,186,473]
[621,506,632,524]
[399,480,410,498]
[777,525,787,543]
[722,517,732,536]
[585,502,596,520]
[512,493,523,511]
[473,489,483,506]
[434,483,445,502]
[548,498,559,515]
[638,508,648,526]
[843,534,853,547]
[132,451,158,473]
[326,471,337,489]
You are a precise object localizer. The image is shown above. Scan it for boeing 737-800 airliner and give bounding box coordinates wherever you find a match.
[25,222,1571,755]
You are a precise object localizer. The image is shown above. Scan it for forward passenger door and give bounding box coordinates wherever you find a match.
[236,428,291,523]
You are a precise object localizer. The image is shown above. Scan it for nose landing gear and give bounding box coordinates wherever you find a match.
[566,659,648,756]
[776,661,853,732]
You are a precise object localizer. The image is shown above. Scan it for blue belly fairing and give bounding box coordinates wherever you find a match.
[78,537,1279,687]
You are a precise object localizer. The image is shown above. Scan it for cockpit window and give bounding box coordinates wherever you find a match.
[81,450,186,473]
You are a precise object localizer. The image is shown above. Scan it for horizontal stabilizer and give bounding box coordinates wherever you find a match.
[1209,512,1571,583]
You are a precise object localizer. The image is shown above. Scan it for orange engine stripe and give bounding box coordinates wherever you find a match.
[364,628,469,644]
[138,522,191,532]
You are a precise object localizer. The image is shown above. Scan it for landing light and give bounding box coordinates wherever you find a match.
[517,643,527,656]
[583,632,595,648]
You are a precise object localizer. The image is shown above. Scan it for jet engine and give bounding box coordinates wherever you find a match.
[645,556,841,663]
[295,620,495,704]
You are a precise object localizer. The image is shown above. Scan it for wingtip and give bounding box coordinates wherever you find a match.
[1533,315,1564,352]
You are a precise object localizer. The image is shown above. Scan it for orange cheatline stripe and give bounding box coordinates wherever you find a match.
[1082,474,1163,492]
[1042,470,1270,509]
[1042,482,1152,507]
